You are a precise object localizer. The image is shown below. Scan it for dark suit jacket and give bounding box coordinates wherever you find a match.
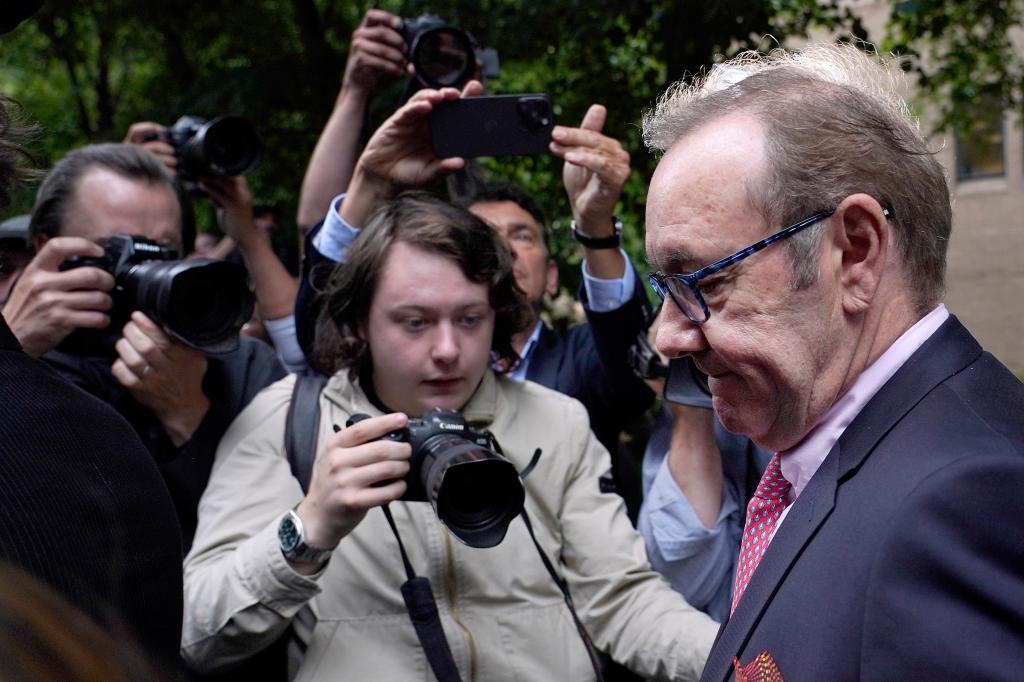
[526,281,654,454]
[0,316,184,669]
[701,316,1024,681]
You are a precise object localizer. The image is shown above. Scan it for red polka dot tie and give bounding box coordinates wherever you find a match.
[731,453,791,615]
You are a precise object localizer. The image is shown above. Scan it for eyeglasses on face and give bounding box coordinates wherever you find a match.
[647,207,893,324]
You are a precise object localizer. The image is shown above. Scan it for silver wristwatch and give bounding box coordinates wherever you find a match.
[277,509,334,566]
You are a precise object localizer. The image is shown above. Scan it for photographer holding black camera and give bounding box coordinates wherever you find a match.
[125,118,305,371]
[1,143,285,547]
[182,88,717,682]
[296,8,495,232]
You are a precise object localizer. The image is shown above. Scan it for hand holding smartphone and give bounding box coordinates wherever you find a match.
[430,94,554,158]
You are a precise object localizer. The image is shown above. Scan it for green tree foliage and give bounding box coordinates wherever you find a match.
[886,0,1024,133]
[0,0,858,276]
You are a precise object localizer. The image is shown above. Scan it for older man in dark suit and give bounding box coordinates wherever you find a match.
[642,43,1024,680]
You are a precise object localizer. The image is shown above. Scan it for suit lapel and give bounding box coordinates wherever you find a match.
[524,324,562,389]
[702,450,839,681]
[833,317,981,480]
[701,317,982,681]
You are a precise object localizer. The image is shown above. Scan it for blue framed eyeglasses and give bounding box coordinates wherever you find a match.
[648,207,893,323]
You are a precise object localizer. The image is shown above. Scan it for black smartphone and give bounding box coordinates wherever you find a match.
[663,357,713,409]
[430,94,554,158]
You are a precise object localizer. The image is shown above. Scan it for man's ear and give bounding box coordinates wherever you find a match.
[832,193,888,315]
[545,258,559,298]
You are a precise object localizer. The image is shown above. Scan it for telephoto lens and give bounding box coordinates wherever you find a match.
[59,235,254,354]
[349,410,525,548]
[168,115,262,180]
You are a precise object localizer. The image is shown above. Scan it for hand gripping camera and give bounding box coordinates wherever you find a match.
[348,408,525,548]
[60,234,254,354]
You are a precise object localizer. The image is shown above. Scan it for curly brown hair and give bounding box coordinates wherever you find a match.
[311,191,533,378]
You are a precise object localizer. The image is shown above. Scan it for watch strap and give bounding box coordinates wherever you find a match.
[571,216,622,249]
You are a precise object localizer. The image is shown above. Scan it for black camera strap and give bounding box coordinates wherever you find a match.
[519,508,605,682]
[381,504,463,682]
[491,439,606,682]
[288,378,461,682]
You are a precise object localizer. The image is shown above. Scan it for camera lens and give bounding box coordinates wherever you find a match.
[416,434,525,548]
[125,259,254,353]
[411,27,474,88]
[181,116,262,178]
[517,97,552,132]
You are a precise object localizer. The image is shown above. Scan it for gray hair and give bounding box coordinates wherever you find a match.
[30,143,175,240]
[643,43,951,310]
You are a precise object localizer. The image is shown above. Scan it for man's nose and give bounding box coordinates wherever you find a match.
[654,302,708,359]
[431,321,460,364]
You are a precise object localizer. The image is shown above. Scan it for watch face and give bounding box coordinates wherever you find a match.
[278,515,301,553]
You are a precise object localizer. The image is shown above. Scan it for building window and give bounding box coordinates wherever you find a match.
[956,100,1005,181]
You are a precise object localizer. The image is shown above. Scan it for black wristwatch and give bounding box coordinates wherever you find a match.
[571,216,623,249]
[278,509,334,566]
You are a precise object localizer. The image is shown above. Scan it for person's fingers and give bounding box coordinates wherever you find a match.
[362,8,402,30]
[114,336,148,375]
[325,439,412,470]
[461,80,485,97]
[351,50,405,76]
[63,310,111,330]
[140,140,176,157]
[33,266,115,295]
[110,358,142,389]
[31,237,106,271]
[564,148,631,187]
[124,121,164,143]
[46,288,113,312]
[345,479,408,509]
[121,313,173,358]
[339,456,412,488]
[436,157,467,173]
[580,103,607,132]
[550,125,622,152]
[354,26,407,56]
[329,412,410,448]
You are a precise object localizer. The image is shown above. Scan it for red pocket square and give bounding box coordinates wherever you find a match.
[733,651,784,682]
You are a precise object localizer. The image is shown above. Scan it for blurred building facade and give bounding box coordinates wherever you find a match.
[812,1,1024,372]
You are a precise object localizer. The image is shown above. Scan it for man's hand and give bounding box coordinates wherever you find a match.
[550,104,630,235]
[112,311,210,447]
[199,176,261,248]
[294,413,411,569]
[124,121,177,175]
[342,9,406,96]
[2,237,114,358]
[341,80,484,226]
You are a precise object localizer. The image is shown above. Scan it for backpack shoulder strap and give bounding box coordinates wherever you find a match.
[285,373,328,494]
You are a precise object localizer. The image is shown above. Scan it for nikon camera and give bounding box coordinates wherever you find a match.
[60,234,254,355]
[348,408,525,548]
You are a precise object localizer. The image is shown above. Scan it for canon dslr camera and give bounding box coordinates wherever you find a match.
[60,234,254,354]
[349,408,525,548]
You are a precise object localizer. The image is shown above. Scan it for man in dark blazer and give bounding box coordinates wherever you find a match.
[642,43,1024,679]
[0,95,184,672]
